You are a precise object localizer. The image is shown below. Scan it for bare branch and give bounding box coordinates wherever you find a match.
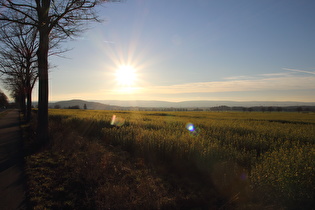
[0,0,38,25]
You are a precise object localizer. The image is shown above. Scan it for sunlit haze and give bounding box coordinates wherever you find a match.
[1,0,315,103]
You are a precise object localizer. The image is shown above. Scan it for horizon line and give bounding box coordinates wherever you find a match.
[31,99,315,104]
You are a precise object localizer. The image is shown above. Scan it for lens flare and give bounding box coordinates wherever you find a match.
[186,122,200,137]
[111,115,125,126]
[186,123,195,132]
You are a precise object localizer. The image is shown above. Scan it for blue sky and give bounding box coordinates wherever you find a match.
[3,0,315,102]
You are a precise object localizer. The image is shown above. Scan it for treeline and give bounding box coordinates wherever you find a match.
[53,104,88,110]
[120,106,315,112]
[50,103,315,112]
[208,105,315,112]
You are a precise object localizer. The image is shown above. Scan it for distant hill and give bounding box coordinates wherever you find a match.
[93,100,315,108]
[44,99,315,110]
[49,99,120,110]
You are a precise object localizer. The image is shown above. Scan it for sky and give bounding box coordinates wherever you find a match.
[2,0,315,102]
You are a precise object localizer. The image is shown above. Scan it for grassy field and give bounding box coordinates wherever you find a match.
[25,109,315,209]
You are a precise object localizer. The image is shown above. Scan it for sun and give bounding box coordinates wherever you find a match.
[115,65,137,86]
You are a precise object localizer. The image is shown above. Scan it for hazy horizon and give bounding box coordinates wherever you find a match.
[39,98,315,109]
[51,98,315,103]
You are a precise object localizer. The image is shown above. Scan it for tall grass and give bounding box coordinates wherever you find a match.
[47,109,315,209]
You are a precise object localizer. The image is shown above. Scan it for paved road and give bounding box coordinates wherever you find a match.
[0,110,26,209]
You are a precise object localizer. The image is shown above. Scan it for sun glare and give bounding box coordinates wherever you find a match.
[115,65,137,86]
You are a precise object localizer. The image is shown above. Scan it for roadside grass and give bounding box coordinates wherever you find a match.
[24,110,315,209]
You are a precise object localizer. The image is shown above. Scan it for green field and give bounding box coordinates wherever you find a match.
[26,109,315,209]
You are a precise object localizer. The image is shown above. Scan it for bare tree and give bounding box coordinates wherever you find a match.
[0,21,66,121]
[2,72,27,112]
[0,0,115,145]
[0,89,9,108]
[0,23,38,121]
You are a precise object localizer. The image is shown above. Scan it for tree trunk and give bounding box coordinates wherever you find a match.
[37,0,51,146]
[25,64,32,122]
[37,29,49,146]
[26,84,32,123]
[20,89,26,117]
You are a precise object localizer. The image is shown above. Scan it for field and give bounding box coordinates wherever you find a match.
[25,109,315,209]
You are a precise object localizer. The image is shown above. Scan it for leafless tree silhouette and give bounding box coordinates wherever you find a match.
[0,23,38,121]
[0,0,117,145]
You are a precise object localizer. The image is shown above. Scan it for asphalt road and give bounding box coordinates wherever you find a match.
[0,110,26,209]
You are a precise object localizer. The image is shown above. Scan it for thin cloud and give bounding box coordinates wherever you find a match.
[282,68,315,75]
[259,72,290,77]
[103,40,115,45]
[226,71,293,80]
[141,76,315,95]
[72,36,88,41]
[224,75,255,80]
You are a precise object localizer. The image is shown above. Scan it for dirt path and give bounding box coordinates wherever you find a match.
[0,109,26,209]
